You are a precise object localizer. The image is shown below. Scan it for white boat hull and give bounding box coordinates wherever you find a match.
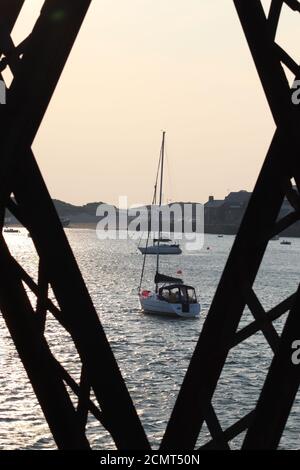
[138,245,182,255]
[139,293,200,318]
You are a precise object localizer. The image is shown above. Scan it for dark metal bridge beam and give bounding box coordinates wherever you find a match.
[0,238,91,449]
[233,0,300,448]
[243,286,300,448]
[161,0,300,450]
[0,1,25,35]
[0,0,149,449]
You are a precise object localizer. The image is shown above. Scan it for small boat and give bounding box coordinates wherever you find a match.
[140,273,200,318]
[217,234,223,238]
[60,217,70,227]
[138,238,182,255]
[3,227,20,233]
[280,240,291,245]
[138,131,200,319]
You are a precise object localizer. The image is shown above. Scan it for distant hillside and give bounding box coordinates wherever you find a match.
[52,200,199,218]
[52,199,116,224]
[5,198,202,229]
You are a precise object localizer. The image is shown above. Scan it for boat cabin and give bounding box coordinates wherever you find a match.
[158,284,198,304]
[153,238,180,248]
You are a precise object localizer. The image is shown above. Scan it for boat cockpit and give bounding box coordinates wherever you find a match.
[158,284,198,304]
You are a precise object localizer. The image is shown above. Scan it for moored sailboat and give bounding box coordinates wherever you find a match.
[138,237,181,255]
[138,131,200,318]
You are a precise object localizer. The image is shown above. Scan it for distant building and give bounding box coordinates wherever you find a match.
[222,190,251,225]
[204,196,224,225]
[204,191,251,231]
[204,189,299,236]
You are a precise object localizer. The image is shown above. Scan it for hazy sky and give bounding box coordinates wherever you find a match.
[8,1,297,206]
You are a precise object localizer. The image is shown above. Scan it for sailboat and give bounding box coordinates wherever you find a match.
[138,131,200,318]
[138,237,182,255]
[280,239,291,245]
[3,227,20,233]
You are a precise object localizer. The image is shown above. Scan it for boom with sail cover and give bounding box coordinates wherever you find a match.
[154,272,183,285]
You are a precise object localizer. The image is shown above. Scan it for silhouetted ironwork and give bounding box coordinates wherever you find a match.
[0,0,149,450]
[1,0,300,451]
[161,0,300,450]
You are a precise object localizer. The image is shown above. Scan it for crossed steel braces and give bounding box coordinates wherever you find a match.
[0,0,300,450]
[0,0,149,451]
[162,0,300,450]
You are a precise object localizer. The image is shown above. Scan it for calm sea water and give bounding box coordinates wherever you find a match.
[0,229,299,450]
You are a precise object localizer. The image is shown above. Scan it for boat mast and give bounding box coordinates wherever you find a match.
[156,131,165,290]
[138,133,163,294]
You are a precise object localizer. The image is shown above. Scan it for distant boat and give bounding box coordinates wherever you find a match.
[280,240,291,245]
[3,227,20,233]
[138,131,200,319]
[217,234,223,238]
[60,217,70,227]
[138,238,182,255]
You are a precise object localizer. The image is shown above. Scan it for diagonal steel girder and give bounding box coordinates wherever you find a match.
[161,0,300,450]
[0,1,25,35]
[0,0,149,450]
